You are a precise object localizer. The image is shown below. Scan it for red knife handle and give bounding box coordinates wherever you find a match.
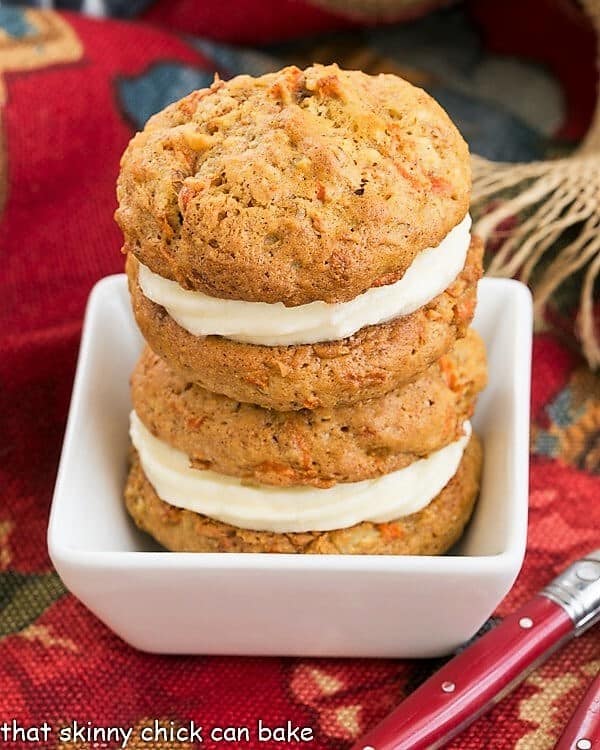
[555,670,600,750]
[352,595,573,750]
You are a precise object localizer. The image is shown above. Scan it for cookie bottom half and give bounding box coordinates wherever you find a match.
[124,434,483,555]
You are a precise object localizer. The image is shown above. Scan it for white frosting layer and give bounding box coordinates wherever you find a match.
[137,214,471,347]
[130,411,471,534]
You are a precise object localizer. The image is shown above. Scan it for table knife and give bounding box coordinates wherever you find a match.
[351,549,600,750]
[555,668,600,750]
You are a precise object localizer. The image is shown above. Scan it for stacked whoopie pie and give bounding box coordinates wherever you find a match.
[116,64,487,555]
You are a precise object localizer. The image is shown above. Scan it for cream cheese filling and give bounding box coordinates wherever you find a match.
[137,213,471,347]
[130,411,471,534]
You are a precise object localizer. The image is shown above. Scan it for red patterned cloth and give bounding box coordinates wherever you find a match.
[0,5,598,749]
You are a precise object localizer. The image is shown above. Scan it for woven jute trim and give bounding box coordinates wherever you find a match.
[472,0,600,368]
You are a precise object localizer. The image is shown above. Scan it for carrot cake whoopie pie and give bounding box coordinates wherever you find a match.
[116,63,487,555]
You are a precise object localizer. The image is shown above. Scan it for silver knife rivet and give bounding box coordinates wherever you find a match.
[441,681,456,693]
[576,739,592,750]
[576,561,600,582]
[519,617,533,629]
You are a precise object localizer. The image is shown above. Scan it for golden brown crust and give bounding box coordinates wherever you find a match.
[124,434,482,555]
[115,64,470,306]
[127,235,482,411]
[131,330,486,487]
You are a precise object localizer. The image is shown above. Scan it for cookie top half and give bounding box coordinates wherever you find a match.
[116,64,470,306]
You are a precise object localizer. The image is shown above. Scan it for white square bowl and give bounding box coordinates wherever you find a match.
[48,276,532,658]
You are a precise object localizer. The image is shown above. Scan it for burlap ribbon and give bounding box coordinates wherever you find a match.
[472,0,600,369]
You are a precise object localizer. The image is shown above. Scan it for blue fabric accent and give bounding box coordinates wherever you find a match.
[189,38,278,79]
[535,431,560,457]
[0,7,35,38]
[547,387,583,428]
[117,63,214,129]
